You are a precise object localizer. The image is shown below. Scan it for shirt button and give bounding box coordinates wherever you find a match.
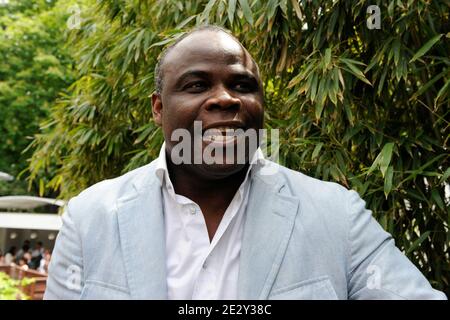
[202,263,207,269]
[189,206,196,215]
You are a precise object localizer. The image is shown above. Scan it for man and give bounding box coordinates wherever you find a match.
[15,239,30,264]
[44,26,446,300]
[30,241,44,269]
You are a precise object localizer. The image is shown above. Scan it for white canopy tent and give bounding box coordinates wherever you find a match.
[0,213,62,230]
[0,196,65,210]
[0,196,65,231]
[0,171,14,181]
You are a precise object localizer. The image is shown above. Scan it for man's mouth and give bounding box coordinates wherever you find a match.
[202,123,247,144]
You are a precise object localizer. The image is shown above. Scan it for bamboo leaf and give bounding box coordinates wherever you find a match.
[324,48,331,70]
[310,73,318,102]
[431,189,445,211]
[341,58,372,86]
[311,142,324,160]
[290,0,303,20]
[344,103,354,125]
[267,0,278,20]
[384,165,394,198]
[406,231,431,254]
[203,0,217,18]
[315,99,325,121]
[176,15,197,29]
[409,70,446,101]
[287,72,303,88]
[409,34,443,63]
[39,179,45,197]
[367,142,394,177]
[380,142,395,177]
[338,68,345,89]
[435,77,450,103]
[239,0,253,24]
[276,42,288,73]
[392,39,401,66]
[227,0,237,24]
[441,167,450,183]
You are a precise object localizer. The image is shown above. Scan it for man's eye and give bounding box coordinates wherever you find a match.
[185,82,207,92]
[234,82,254,92]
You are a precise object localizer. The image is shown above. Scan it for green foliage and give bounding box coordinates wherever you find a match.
[0,0,75,195]
[0,272,34,300]
[27,0,449,294]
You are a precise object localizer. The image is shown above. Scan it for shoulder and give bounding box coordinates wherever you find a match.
[257,160,359,234]
[66,160,158,223]
[258,160,353,206]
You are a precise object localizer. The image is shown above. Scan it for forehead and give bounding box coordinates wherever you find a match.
[162,31,258,78]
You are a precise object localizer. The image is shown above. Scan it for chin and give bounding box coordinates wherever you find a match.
[196,161,248,180]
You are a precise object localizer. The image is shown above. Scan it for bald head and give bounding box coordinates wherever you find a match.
[151,25,265,178]
[154,26,261,95]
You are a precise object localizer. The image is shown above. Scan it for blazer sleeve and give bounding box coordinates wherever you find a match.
[44,200,84,300]
[346,190,447,300]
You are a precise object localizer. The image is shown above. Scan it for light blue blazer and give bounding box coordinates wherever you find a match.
[44,159,446,300]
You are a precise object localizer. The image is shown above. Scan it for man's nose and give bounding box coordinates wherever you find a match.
[204,87,241,111]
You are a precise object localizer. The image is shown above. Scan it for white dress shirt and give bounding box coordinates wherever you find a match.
[155,143,264,300]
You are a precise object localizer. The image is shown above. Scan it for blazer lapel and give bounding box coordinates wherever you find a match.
[116,176,167,299]
[238,171,300,299]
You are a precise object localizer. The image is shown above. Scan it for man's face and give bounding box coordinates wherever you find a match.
[152,30,264,179]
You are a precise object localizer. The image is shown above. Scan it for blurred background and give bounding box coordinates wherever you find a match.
[0,0,448,298]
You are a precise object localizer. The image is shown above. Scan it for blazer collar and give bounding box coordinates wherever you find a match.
[116,162,168,299]
[237,165,300,299]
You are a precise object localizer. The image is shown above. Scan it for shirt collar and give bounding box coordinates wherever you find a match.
[155,142,265,191]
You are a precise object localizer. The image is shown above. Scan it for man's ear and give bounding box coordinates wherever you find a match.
[151,92,163,126]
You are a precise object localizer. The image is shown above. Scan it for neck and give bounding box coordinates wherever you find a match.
[166,157,249,210]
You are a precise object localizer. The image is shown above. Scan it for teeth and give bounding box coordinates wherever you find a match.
[205,127,240,134]
[206,135,235,142]
[213,127,235,134]
[203,134,236,143]
[202,126,244,143]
